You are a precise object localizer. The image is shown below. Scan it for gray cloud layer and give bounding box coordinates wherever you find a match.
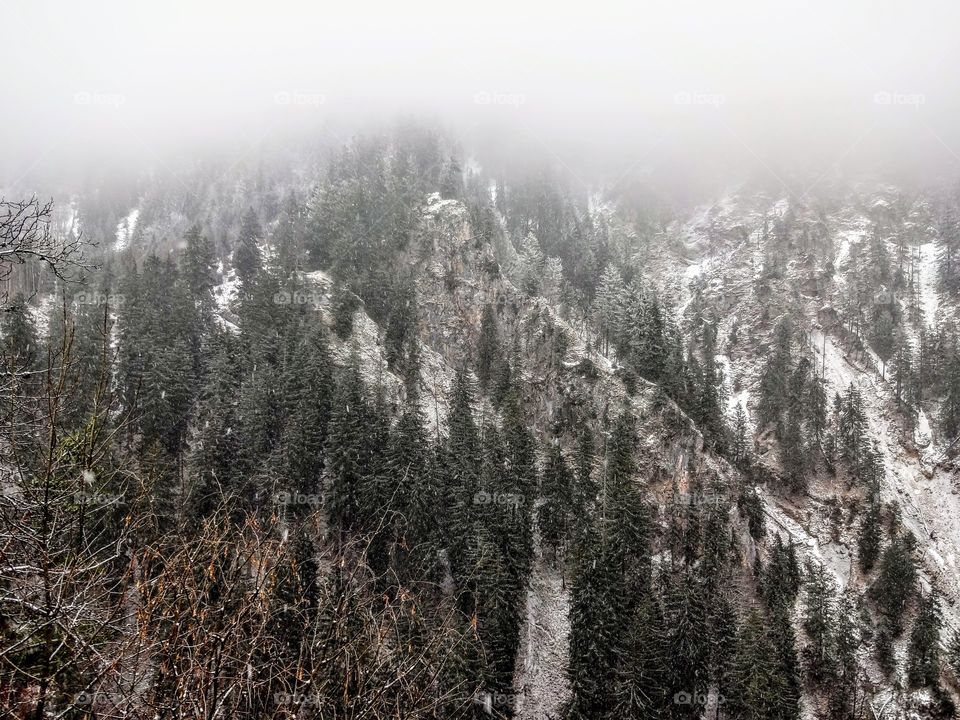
[3,0,960,187]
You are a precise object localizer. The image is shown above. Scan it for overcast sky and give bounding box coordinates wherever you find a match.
[3,0,960,187]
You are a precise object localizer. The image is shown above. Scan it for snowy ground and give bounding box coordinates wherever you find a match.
[667,191,960,716]
[810,328,960,640]
[114,207,139,252]
[916,241,939,328]
[513,538,570,720]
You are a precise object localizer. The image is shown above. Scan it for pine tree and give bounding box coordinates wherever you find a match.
[180,224,218,325]
[594,264,625,354]
[857,490,883,572]
[738,485,766,540]
[467,528,522,707]
[139,338,196,457]
[573,427,598,521]
[801,561,837,684]
[779,405,807,493]
[662,576,710,709]
[539,442,573,558]
[807,374,828,449]
[1,294,39,371]
[567,532,622,719]
[757,317,793,431]
[384,279,417,371]
[732,402,750,467]
[764,534,801,611]
[870,530,918,634]
[838,384,868,467]
[892,336,915,410]
[234,207,264,291]
[941,349,960,439]
[727,609,780,720]
[279,322,333,505]
[681,493,702,567]
[1,294,41,415]
[274,191,304,275]
[476,303,501,393]
[907,590,943,687]
[829,593,863,720]
[330,283,361,340]
[324,353,378,538]
[236,352,283,475]
[947,629,960,676]
[189,331,242,520]
[708,591,738,709]
[445,368,483,576]
[500,391,537,583]
[611,596,668,719]
[767,602,802,720]
[515,233,545,296]
[700,496,730,589]
[385,348,440,580]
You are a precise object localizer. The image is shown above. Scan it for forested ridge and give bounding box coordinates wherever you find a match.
[3,127,960,720]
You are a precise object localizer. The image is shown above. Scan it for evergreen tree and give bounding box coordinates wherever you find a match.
[941,349,960,439]
[274,191,304,275]
[857,490,883,572]
[732,402,750,467]
[807,374,828,449]
[801,561,837,684]
[446,368,483,577]
[767,602,802,720]
[189,331,242,519]
[707,591,738,709]
[738,485,766,540]
[838,384,868,467]
[324,353,378,539]
[539,442,573,558]
[500,391,537,583]
[234,207,264,291]
[870,530,918,634]
[829,593,863,720]
[0,294,39,371]
[594,264,625,354]
[279,322,333,505]
[330,283,361,340]
[180,224,218,325]
[612,596,668,719]
[385,348,440,579]
[567,532,622,719]
[726,609,781,720]
[757,317,793,431]
[662,576,710,711]
[947,629,960,676]
[573,427,598,521]
[764,534,801,610]
[907,590,943,687]
[476,303,502,393]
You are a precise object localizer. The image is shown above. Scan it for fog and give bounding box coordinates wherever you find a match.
[3,0,960,190]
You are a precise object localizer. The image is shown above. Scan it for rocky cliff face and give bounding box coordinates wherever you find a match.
[377,185,959,718]
[109,172,960,718]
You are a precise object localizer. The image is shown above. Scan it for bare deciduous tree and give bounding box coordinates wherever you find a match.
[0,196,90,309]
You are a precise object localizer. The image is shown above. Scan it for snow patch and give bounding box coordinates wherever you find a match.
[916,242,939,327]
[213,263,239,314]
[423,192,465,219]
[915,409,932,448]
[114,208,140,252]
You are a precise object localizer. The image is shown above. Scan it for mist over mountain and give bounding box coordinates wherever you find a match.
[3,3,960,720]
